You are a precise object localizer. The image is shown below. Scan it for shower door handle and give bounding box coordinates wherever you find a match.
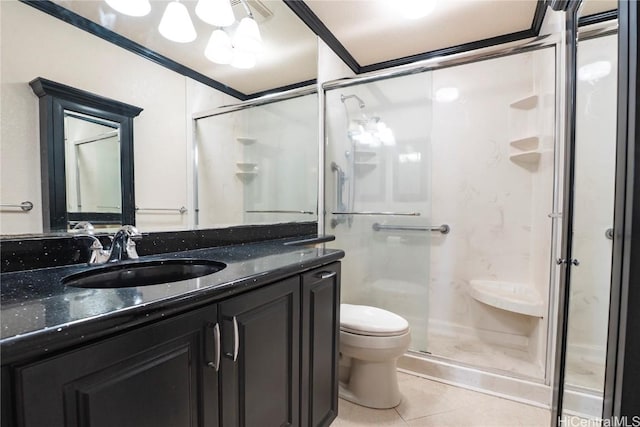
[557,258,580,266]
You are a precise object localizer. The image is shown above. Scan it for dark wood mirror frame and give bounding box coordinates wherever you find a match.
[29,77,143,232]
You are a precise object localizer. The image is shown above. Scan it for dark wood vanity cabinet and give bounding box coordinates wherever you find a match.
[4,262,341,427]
[15,305,220,427]
[219,276,301,427]
[301,264,340,427]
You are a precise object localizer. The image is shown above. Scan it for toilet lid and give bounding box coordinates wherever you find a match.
[340,304,410,337]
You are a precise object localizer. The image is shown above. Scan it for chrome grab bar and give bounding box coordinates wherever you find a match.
[135,206,187,214]
[245,210,315,215]
[332,211,421,216]
[0,201,34,212]
[372,222,450,234]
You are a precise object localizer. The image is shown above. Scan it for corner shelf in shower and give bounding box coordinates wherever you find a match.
[236,162,258,171]
[354,161,378,169]
[236,137,257,145]
[509,151,542,164]
[509,136,542,164]
[509,95,538,110]
[354,150,377,161]
[509,136,539,151]
[468,280,545,317]
[235,171,258,180]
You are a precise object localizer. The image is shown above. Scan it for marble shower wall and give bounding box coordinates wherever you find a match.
[428,47,555,373]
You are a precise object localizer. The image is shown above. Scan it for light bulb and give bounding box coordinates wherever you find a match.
[105,0,151,17]
[159,1,197,43]
[435,87,459,103]
[205,30,233,64]
[231,49,256,69]
[233,17,262,54]
[578,61,612,82]
[196,0,235,27]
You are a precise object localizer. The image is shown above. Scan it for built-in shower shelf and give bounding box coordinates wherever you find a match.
[355,161,378,167]
[469,280,544,317]
[509,151,541,164]
[235,171,258,179]
[236,137,257,145]
[236,162,258,171]
[354,150,377,161]
[509,136,539,151]
[510,95,538,110]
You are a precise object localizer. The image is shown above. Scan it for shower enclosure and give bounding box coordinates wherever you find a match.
[324,45,557,382]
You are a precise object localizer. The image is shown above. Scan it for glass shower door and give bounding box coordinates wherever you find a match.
[561,31,618,419]
[324,73,433,352]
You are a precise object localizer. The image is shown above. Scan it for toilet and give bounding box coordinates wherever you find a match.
[339,304,411,409]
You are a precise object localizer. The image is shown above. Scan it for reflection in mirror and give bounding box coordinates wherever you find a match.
[194,90,318,228]
[29,77,142,232]
[561,27,617,419]
[0,0,318,237]
[64,112,121,217]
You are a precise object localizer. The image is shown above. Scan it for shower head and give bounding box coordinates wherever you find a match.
[340,94,365,109]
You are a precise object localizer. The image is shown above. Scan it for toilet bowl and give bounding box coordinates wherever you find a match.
[339,304,411,409]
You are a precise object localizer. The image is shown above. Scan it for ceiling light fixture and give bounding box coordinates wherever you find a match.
[578,60,612,82]
[105,0,151,17]
[159,1,197,43]
[233,0,263,54]
[195,0,235,27]
[205,29,234,64]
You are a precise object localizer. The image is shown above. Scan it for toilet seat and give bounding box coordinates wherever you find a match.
[340,304,410,337]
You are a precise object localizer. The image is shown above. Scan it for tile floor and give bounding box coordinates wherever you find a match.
[332,372,551,427]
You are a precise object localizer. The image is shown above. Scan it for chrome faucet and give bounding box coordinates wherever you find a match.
[106,225,142,263]
[74,224,142,264]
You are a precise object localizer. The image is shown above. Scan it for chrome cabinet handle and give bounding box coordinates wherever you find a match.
[315,271,337,280]
[207,323,221,371]
[233,316,239,362]
[213,323,221,371]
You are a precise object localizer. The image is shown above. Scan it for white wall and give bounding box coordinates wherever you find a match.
[0,0,236,234]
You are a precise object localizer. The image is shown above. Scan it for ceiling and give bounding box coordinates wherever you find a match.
[30,0,619,100]
[49,0,318,97]
[301,0,541,71]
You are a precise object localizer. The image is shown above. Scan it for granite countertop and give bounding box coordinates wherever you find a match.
[0,238,344,365]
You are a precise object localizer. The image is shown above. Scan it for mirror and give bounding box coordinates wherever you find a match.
[0,0,318,236]
[194,91,318,228]
[29,77,141,232]
[65,113,122,220]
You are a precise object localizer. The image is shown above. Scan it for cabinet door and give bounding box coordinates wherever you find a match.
[219,277,300,427]
[301,263,341,427]
[15,305,220,427]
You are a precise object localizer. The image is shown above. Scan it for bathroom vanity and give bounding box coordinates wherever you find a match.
[0,238,343,427]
